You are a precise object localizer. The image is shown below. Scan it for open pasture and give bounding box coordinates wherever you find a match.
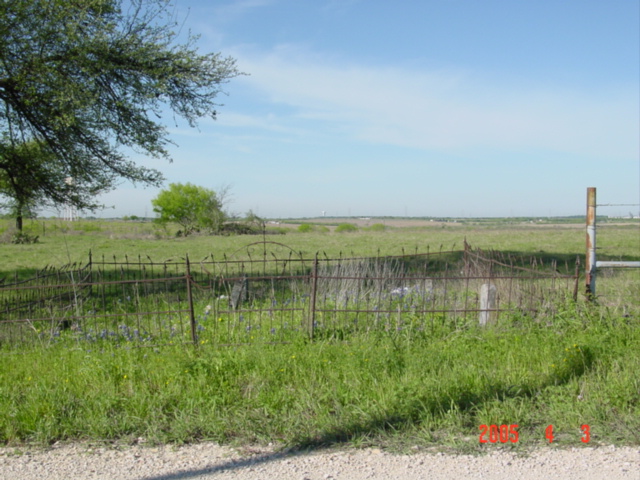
[1,216,638,273]
[0,217,638,451]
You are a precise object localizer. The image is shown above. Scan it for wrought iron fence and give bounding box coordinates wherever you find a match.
[0,241,580,349]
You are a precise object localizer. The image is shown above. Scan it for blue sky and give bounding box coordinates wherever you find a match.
[97,0,640,219]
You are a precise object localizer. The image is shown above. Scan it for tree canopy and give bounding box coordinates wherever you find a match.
[152,183,225,235]
[0,0,241,216]
[0,139,62,230]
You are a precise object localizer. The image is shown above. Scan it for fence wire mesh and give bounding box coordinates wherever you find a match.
[0,242,580,349]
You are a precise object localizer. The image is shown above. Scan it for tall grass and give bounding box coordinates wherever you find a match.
[1,303,638,451]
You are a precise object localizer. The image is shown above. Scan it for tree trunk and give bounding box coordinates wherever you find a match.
[15,213,23,232]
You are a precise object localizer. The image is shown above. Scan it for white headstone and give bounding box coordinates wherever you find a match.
[479,283,497,326]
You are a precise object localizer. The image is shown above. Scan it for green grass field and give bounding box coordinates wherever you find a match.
[1,217,638,274]
[0,217,638,452]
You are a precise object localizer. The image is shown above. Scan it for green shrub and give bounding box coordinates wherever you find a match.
[335,223,358,233]
[219,222,261,235]
[297,224,313,233]
[366,223,387,232]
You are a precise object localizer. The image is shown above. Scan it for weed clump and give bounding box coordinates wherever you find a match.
[335,223,358,233]
[10,231,39,244]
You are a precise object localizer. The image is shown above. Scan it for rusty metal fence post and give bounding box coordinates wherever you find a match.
[573,256,581,302]
[185,254,197,346]
[87,250,93,298]
[308,254,319,340]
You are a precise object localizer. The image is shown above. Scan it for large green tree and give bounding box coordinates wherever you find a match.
[0,139,64,231]
[0,0,241,218]
[152,183,226,235]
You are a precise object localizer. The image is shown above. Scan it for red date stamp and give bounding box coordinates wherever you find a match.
[480,424,591,444]
[479,424,519,443]
[545,424,591,443]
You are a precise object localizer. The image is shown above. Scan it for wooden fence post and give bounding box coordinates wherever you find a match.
[585,187,597,300]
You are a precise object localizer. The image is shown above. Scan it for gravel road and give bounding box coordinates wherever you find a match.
[1,442,639,480]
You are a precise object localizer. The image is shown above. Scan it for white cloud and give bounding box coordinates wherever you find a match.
[233,46,639,160]
[215,112,308,137]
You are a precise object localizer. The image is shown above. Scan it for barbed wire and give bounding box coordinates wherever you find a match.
[596,203,640,207]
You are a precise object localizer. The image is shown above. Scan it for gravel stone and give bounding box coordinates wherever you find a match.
[0,443,639,480]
